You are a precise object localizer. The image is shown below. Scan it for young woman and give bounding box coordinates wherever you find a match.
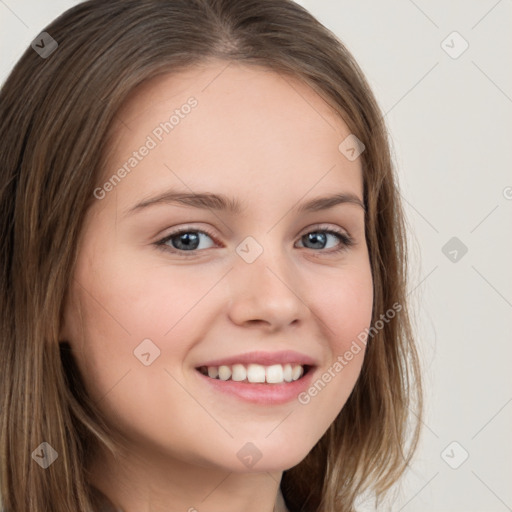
[0,1,422,511]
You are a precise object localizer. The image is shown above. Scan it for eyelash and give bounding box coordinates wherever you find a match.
[154,224,354,257]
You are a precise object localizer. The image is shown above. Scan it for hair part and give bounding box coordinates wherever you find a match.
[0,1,422,510]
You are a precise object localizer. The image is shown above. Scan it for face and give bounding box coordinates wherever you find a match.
[61,60,373,474]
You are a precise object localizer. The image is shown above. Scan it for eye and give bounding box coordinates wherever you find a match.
[154,225,354,257]
[155,227,217,254]
[295,226,354,254]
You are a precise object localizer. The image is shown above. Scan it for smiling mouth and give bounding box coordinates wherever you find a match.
[196,363,312,384]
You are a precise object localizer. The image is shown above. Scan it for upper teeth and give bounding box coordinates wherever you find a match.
[200,363,304,384]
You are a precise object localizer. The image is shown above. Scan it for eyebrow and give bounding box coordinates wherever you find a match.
[123,189,365,218]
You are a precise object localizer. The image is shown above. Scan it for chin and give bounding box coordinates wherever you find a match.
[231,445,313,474]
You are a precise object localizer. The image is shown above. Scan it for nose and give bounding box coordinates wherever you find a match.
[227,243,308,330]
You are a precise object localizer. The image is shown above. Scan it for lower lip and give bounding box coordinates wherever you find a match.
[194,367,316,405]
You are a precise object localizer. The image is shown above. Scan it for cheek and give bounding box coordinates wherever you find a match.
[64,259,210,442]
[73,246,210,340]
[301,263,373,406]
[315,262,374,350]
[66,252,216,394]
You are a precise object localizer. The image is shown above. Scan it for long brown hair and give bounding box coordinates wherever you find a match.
[0,1,422,510]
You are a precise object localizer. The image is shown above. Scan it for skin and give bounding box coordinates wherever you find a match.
[60,59,373,512]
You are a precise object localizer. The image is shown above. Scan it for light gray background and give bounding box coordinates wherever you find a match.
[1,1,511,511]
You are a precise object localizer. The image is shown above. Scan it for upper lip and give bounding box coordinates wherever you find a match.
[195,350,318,368]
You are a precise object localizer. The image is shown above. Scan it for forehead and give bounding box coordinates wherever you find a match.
[99,60,364,214]
[115,60,347,134]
